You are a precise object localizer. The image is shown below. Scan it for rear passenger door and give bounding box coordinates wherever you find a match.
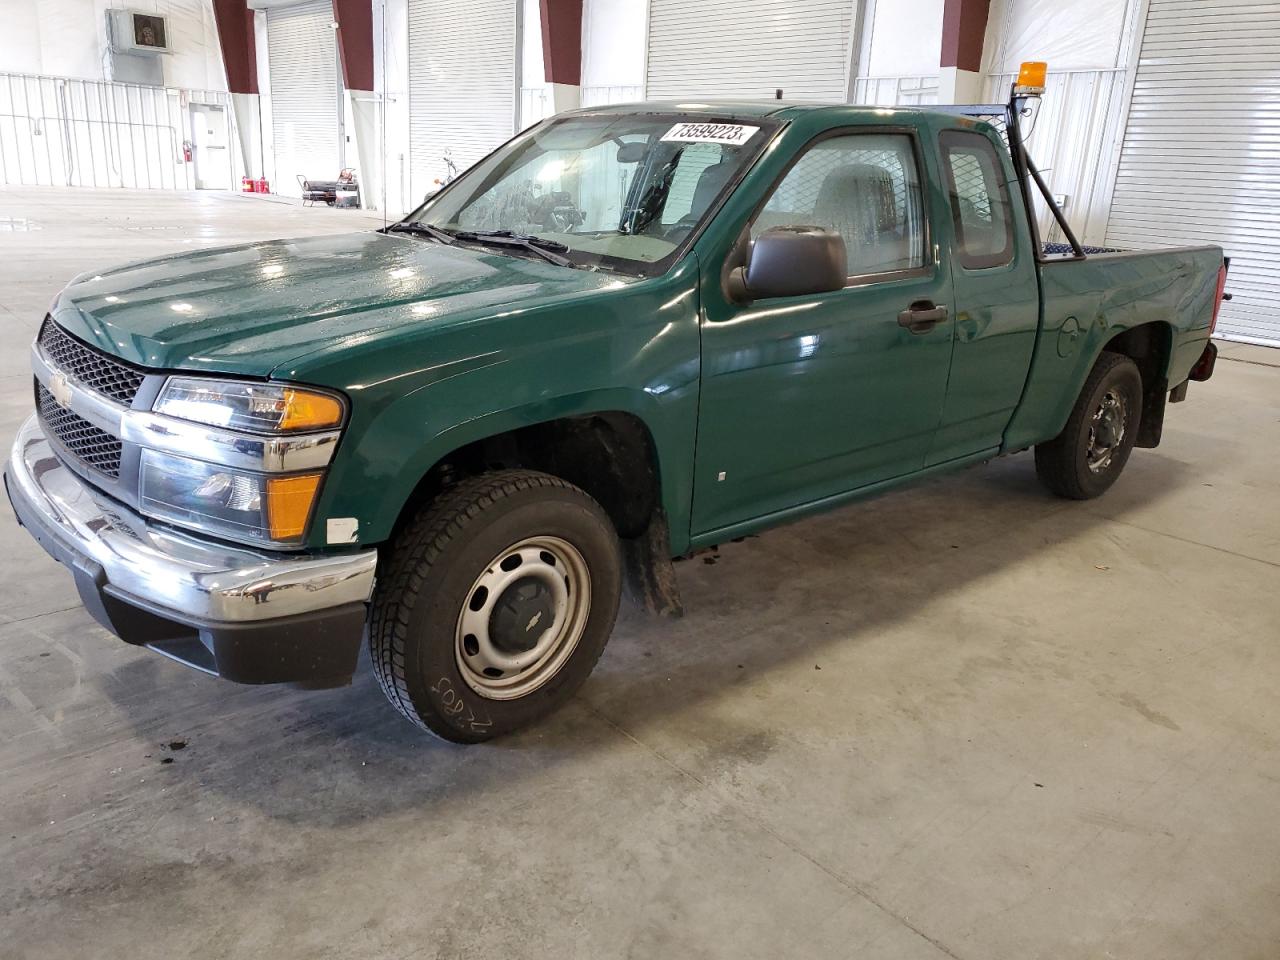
[692,129,955,536]
[926,128,1040,464]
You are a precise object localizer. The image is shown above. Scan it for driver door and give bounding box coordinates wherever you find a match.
[691,129,955,536]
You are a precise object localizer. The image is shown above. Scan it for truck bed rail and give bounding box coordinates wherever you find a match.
[1042,242,1124,257]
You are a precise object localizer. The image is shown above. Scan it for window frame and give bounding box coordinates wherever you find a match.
[938,128,1016,271]
[744,125,935,288]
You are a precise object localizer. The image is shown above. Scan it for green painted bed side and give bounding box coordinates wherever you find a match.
[1003,246,1223,452]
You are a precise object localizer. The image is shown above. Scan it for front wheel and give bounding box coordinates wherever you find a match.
[1035,351,1143,500]
[369,470,622,742]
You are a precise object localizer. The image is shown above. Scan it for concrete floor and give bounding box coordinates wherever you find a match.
[2,186,1279,960]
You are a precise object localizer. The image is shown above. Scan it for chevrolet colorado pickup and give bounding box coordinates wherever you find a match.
[5,92,1226,742]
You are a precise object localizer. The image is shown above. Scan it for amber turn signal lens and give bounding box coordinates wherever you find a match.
[279,388,344,431]
[1017,61,1048,91]
[266,473,322,540]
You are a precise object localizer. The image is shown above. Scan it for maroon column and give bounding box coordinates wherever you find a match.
[332,0,375,91]
[940,0,992,72]
[211,0,257,95]
[539,0,583,86]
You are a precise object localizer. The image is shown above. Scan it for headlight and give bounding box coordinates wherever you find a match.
[154,377,344,434]
[137,377,345,547]
[140,449,322,546]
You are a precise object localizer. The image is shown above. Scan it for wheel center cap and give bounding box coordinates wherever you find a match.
[1096,405,1122,448]
[489,577,556,654]
[1096,418,1118,447]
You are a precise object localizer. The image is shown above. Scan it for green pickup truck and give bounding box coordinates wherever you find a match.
[5,95,1225,742]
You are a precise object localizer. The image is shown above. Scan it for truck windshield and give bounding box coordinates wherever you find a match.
[404,113,780,277]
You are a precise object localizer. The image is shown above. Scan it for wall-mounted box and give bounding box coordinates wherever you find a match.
[108,10,173,56]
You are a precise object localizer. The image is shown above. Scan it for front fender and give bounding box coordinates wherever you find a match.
[299,262,703,552]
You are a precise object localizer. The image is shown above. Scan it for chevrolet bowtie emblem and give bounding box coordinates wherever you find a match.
[48,371,73,410]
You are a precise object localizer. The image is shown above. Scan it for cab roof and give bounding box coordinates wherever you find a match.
[562,100,940,123]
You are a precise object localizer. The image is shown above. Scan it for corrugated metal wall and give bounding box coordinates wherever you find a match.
[645,0,856,102]
[0,71,235,190]
[1106,0,1280,345]
[408,0,516,204]
[265,0,342,197]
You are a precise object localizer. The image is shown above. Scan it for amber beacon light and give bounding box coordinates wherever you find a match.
[1015,61,1048,96]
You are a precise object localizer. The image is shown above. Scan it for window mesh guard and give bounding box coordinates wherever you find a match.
[934,103,1120,258]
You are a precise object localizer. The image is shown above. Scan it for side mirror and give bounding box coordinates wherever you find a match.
[727,226,847,302]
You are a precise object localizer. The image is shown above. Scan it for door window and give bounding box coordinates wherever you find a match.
[940,130,1014,269]
[750,133,927,278]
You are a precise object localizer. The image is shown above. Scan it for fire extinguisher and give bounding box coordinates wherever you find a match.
[182,140,193,163]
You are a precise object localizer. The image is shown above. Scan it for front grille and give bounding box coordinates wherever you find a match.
[38,319,146,405]
[36,382,123,478]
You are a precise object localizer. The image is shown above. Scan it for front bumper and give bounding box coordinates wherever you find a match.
[4,415,377,686]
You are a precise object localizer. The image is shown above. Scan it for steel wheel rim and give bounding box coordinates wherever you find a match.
[454,535,592,700]
[1086,388,1128,474]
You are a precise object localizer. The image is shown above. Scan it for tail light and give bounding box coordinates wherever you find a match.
[1210,259,1229,335]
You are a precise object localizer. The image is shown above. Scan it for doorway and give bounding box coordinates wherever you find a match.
[189,103,231,190]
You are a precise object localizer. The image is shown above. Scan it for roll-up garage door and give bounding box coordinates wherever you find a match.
[266,0,341,198]
[646,0,855,102]
[1105,0,1280,345]
[407,0,516,205]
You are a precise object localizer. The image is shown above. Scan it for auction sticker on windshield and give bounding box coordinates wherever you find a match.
[661,122,760,146]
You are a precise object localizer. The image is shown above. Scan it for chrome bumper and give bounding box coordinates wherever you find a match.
[5,415,377,684]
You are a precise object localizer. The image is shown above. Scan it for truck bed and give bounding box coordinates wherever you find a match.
[1004,244,1224,452]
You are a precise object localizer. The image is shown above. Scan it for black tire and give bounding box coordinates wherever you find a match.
[1035,351,1143,500]
[369,469,622,742]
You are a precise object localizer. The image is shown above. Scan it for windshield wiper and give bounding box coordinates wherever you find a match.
[384,221,457,245]
[453,230,574,268]
[457,229,569,252]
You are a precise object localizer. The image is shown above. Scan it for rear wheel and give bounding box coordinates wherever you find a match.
[1035,352,1143,500]
[369,470,622,742]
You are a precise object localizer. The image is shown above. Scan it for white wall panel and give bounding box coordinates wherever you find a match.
[864,0,944,79]
[157,0,228,91]
[518,0,550,129]
[581,84,645,106]
[983,0,1127,73]
[646,0,856,102]
[373,0,413,217]
[582,0,647,90]
[408,0,516,204]
[1106,0,1280,345]
[851,76,939,106]
[0,0,228,89]
[0,71,236,190]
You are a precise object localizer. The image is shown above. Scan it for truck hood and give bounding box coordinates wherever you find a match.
[49,231,628,378]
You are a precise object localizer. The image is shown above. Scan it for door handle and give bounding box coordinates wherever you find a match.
[897,300,948,334]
